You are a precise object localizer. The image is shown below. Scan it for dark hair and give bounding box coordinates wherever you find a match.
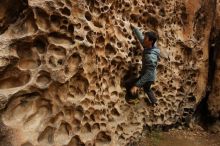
[144,31,158,46]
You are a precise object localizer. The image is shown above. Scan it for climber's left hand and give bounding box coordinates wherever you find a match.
[131,86,139,95]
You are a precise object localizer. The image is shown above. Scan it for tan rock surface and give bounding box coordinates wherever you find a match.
[0,0,219,145]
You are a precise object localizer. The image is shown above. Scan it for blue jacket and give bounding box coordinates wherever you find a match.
[132,27,160,87]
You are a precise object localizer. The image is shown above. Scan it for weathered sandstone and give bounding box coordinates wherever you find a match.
[0,0,219,145]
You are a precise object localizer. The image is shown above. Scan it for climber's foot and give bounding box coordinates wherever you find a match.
[126,98,139,104]
[149,95,157,104]
[144,98,152,106]
[125,93,138,104]
[144,97,157,106]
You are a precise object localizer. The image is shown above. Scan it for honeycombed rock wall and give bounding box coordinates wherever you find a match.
[0,0,219,145]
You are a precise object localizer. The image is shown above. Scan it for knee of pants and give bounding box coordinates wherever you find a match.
[144,88,151,93]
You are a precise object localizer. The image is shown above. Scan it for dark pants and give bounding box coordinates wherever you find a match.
[123,76,157,103]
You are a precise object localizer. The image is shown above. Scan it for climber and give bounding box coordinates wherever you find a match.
[123,24,160,105]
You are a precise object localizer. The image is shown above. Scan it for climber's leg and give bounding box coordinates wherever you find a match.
[123,77,139,101]
[143,81,157,105]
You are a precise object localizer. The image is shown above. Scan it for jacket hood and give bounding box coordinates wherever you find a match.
[151,47,160,56]
[144,46,160,57]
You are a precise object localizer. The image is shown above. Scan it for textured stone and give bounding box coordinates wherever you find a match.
[0,0,219,145]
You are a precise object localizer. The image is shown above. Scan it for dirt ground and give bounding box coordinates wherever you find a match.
[137,125,220,146]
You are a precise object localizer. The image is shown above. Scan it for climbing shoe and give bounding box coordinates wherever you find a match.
[146,90,157,105]
[125,92,138,104]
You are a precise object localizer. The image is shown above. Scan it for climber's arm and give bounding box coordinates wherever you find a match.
[131,25,145,48]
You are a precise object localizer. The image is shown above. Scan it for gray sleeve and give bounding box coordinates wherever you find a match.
[135,74,148,88]
[135,71,151,87]
[132,27,144,47]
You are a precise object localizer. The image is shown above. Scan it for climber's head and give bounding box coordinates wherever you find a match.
[144,31,158,48]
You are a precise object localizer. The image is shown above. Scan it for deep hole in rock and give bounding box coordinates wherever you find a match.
[97,35,105,45]
[49,45,66,56]
[68,24,74,33]
[105,43,116,56]
[58,121,71,135]
[153,0,160,6]
[75,23,81,29]
[103,6,109,12]
[147,16,158,28]
[34,7,50,30]
[147,6,156,14]
[85,11,92,21]
[48,56,57,67]
[57,2,64,7]
[117,42,122,48]
[93,21,103,28]
[65,0,72,7]
[50,14,61,26]
[74,105,84,120]
[75,35,84,41]
[111,108,120,116]
[181,10,188,24]
[48,32,73,45]
[57,59,63,65]
[81,123,91,133]
[86,33,93,44]
[197,50,204,59]
[84,25,90,31]
[14,41,39,69]
[63,25,72,32]
[72,119,80,132]
[62,19,68,25]
[69,74,89,96]
[92,123,100,131]
[67,135,85,146]
[159,8,166,17]
[96,131,111,144]
[38,126,55,144]
[16,42,33,58]
[36,71,51,87]
[60,7,71,16]
[142,11,149,17]
[34,36,47,54]
[0,0,28,34]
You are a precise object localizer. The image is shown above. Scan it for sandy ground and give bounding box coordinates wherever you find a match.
[137,125,220,146]
[1,116,220,146]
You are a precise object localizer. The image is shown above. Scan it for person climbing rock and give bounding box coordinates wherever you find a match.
[123,24,160,105]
